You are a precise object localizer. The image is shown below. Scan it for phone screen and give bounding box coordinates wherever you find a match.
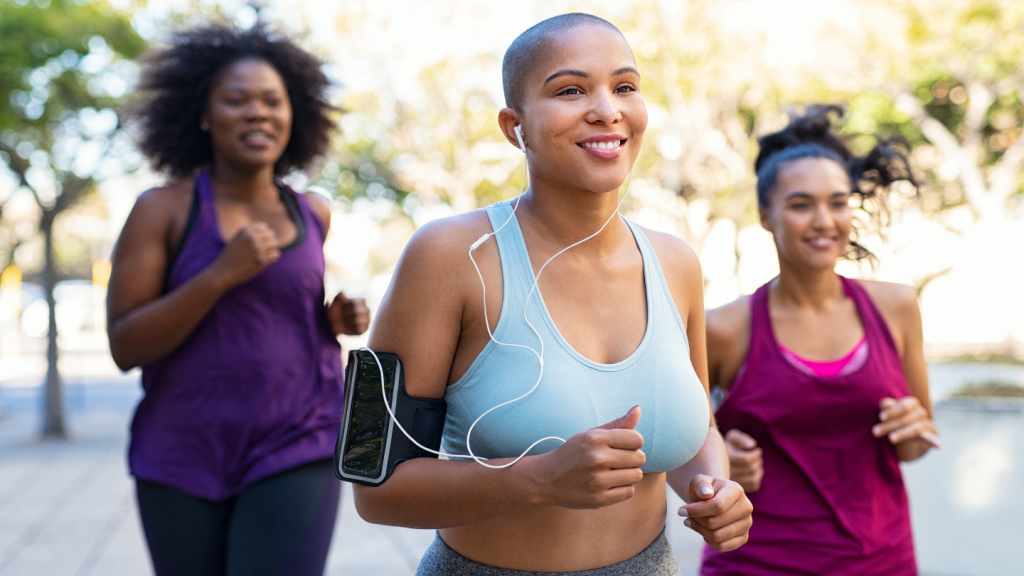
[342,354,397,478]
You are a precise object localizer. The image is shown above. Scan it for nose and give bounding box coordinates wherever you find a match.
[585,88,622,125]
[811,202,834,229]
[244,100,269,120]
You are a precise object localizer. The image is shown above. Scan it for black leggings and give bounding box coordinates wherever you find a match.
[136,459,341,576]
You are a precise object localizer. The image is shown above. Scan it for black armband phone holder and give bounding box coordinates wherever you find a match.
[333,350,447,486]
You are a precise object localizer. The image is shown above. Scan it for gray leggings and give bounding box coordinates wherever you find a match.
[416,529,680,576]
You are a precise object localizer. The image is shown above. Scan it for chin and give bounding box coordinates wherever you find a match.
[581,171,632,194]
[808,256,842,271]
[233,153,282,172]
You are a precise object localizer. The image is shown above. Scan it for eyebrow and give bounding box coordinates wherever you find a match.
[543,66,640,85]
[220,85,283,93]
[783,190,850,201]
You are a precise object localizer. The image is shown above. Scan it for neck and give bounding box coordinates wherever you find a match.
[516,175,632,256]
[772,260,844,310]
[209,158,279,202]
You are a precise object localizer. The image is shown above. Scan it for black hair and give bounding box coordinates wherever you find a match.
[502,13,624,111]
[129,21,337,177]
[754,105,918,261]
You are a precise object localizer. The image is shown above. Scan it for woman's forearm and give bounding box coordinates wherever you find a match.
[352,455,547,529]
[108,267,233,369]
[666,426,729,503]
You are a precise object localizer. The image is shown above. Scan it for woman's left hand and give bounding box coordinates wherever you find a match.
[328,292,370,336]
[872,396,940,449]
[678,475,753,552]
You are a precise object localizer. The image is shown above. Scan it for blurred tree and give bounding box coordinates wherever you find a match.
[313,56,523,229]
[0,0,144,438]
[885,0,1024,220]
[619,0,770,233]
[387,57,524,214]
[797,0,1024,220]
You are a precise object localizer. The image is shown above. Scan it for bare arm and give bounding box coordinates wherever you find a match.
[705,300,764,492]
[867,282,938,462]
[353,216,646,528]
[107,186,280,369]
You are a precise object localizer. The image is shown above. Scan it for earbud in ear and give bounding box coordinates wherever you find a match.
[514,125,526,152]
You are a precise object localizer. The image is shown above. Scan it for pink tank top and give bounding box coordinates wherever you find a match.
[701,277,917,575]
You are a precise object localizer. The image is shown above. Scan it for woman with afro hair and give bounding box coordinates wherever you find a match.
[106,22,368,576]
[700,105,938,575]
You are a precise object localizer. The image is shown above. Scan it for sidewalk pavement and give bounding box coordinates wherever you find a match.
[2,360,1023,575]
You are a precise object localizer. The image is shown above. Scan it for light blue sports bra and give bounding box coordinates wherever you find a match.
[441,201,709,473]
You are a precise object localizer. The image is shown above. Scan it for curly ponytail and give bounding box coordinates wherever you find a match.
[754,105,919,261]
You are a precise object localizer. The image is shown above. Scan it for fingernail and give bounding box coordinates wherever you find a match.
[678,507,689,517]
[683,519,692,528]
[700,486,714,496]
[871,426,881,436]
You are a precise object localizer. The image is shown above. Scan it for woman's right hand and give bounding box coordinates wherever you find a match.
[725,429,763,493]
[527,406,647,510]
[211,222,281,288]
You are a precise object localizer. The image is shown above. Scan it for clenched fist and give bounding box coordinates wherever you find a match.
[212,222,281,287]
[328,292,370,336]
[725,429,763,493]
[679,475,753,552]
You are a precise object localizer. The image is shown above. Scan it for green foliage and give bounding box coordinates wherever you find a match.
[952,380,1024,398]
[0,0,144,280]
[0,0,144,131]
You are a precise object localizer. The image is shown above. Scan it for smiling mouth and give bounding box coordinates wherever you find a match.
[806,237,837,248]
[242,130,274,145]
[579,139,626,150]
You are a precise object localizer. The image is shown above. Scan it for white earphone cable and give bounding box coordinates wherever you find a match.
[366,128,637,469]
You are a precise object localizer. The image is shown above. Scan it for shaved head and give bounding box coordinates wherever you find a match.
[502,13,626,111]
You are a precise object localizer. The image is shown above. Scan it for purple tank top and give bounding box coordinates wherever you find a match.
[129,171,344,500]
[701,277,916,576]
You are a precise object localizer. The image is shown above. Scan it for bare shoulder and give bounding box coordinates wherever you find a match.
[859,279,919,319]
[134,177,193,215]
[858,279,923,363]
[388,209,495,294]
[301,190,332,229]
[124,177,194,237]
[705,295,752,388]
[401,209,493,264]
[640,227,701,275]
[706,296,752,343]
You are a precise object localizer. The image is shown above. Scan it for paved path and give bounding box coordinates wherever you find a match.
[1,362,1023,575]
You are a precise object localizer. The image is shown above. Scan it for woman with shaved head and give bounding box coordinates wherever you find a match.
[357,13,751,576]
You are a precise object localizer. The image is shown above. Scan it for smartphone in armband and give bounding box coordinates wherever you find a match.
[334,350,447,486]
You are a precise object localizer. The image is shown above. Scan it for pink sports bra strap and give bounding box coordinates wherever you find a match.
[779,337,868,378]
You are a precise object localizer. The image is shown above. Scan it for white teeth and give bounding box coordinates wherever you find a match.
[582,140,622,150]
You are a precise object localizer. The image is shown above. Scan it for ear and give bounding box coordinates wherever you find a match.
[498,108,524,151]
[200,110,211,132]
[759,205,772,232]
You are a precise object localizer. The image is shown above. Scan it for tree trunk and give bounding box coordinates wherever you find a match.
[41,211,66,439]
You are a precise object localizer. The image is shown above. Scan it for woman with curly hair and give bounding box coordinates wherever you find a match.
[699,106,938,575]
[107,22,367,576]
